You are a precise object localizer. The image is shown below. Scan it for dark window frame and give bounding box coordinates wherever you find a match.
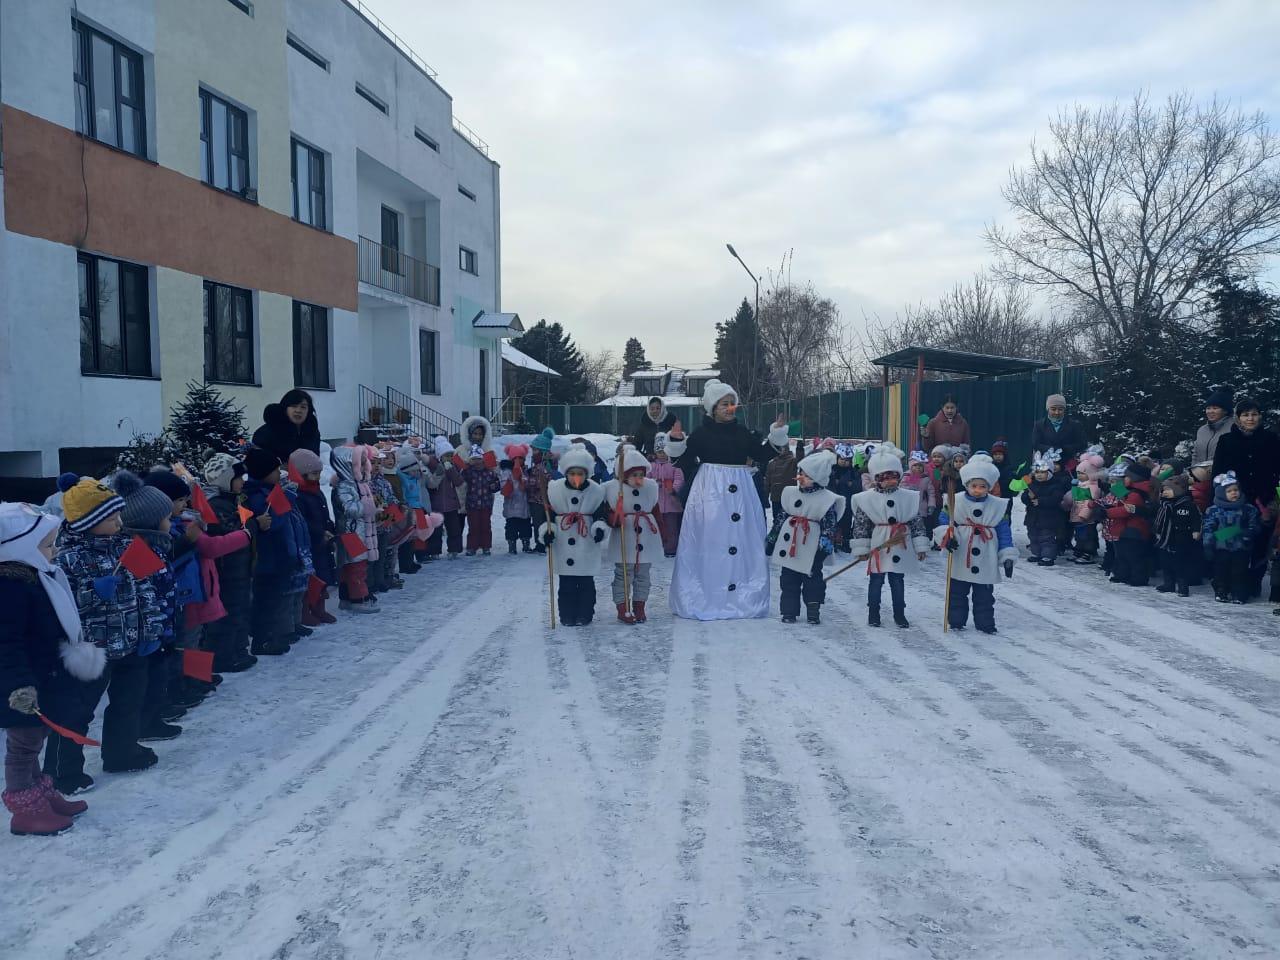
[203,280,256,384]
[199,88,251,197]
[72,19,147,157]
[380,205,402,274]
[292,300,331,390]
[459,245,478,275]
[414,127,439,152]
[458,185,476,201]
[355,83,388,115]
[78,252,152,377]
[633,377,664,397]
[290,137,327,230]
[419,328,440,395]
[286,33,328,70]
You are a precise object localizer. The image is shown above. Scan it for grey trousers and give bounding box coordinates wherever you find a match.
[611,562,652,603]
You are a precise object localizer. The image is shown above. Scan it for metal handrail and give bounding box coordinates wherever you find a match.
[452,118,489,156]
[387,385,461,438]
[358,237,441,305]
[342,0,439,79]
[358,384,389,428]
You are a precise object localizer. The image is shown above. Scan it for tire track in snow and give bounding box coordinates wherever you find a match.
[31,580,527,960]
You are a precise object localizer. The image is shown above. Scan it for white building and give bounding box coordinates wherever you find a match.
[0,0,513,496]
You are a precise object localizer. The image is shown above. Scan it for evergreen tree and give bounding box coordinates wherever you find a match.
[1203,272,1280,419]
[115,431,183,475]
[510,320,589,404]
[622,338,651,377]
[168,380,247,466]
[714,298,775,402]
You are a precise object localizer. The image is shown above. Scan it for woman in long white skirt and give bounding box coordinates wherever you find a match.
[665,381,789,620]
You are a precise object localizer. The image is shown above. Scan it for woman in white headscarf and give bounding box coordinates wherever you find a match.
[0,503,105,835]
[666,380,788,620]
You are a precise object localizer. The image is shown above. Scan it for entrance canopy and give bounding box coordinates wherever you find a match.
[871,346,1051,380]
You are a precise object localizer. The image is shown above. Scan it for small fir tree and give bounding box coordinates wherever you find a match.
[168,380,247,466]
[115,431,183,475]
[714,298,775,403]
[622,338,651,377]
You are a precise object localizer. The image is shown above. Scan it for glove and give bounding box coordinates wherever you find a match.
[483,450,498,470]
[945,537,959,552]
[92,575,120,601]
[1004,560,1015,579]
[819,535,834,555]
[593,527,606,543]
[452,454,467,472]
[543,529,555,546]
[8,686,38,715]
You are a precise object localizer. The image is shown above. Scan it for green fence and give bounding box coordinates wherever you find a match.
[523,362,1109,467]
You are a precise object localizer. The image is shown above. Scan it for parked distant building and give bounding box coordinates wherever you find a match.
[0,0,517,492]
[597,367,720,406]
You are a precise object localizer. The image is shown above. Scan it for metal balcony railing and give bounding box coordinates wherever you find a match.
[358,236,441,305]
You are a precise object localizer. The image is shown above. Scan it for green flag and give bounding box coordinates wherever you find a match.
[1111,481,1130,499]
[1214,524,1242,543]
[1008,478,1028,493]
[787,419,803,438]
[917,414,930,428]
[854,451,866,469]
[1071,485,1093,501]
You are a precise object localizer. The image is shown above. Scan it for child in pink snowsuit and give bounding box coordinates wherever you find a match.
[648,432,685,557]
[900,450,937,523]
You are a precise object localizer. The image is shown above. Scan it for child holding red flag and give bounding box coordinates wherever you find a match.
[243,449,312,654]
[460,444,502,557]
[290,448,337,623]
[202,453,261,672]
[1,502,107,835]
[499,444,534,554]
[648,433,684,557]
[330,445,378,613]
[47,478,165,791]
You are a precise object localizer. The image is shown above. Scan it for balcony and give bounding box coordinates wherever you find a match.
[358,236,440,305]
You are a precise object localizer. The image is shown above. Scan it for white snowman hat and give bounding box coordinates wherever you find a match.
[701,379,738,415]
[960,453,1000,487]
[559,443,594,476]
[867,442,905,478]
[797,450,836,488]
[617,444,650,475]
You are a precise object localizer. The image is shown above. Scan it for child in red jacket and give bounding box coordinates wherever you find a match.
[1104,462,1155,586]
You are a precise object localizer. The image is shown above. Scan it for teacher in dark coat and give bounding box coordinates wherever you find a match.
[1211,396,1280,596]
[1030,393,1088,469]
[630,397,677,459]
[251,389,321,464]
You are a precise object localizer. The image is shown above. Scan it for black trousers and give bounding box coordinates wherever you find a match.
[251,574,293,646]
[443,513,465,555]
[948,579,995,631]
[207,575,251,668]
[1159,544,1198,591]
[140,646,178,729]
[558,575,597,624]
[1213,551,1252,602]
[530,504,548,553]
[868,571,905,613]
[398,541,421,571]
[505,516,533,542]
[1073,523,1099,558]
[41,662,111,782]
[1248,534,1268,597]
[779,566,825,617]
[1112,538,1151,586]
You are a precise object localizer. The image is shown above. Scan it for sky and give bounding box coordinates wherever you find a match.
[373,0,1280,366]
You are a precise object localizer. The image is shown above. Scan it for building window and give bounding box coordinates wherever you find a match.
[286,33,328,71]
[633,377,663,396]
[292,301,330,389]
[291,138,327,230]
[380,205,402,273]
[224,0,253,13]
[419,329,439,395]
[458,185,476,202]
[355,83,388,115]
[414,127,439,152]
[200,89,250,196]
[686,378,709,397]
[72,20,146,157]
[203,280,255,383]
[78,253,151,377]
[459,246,478,275]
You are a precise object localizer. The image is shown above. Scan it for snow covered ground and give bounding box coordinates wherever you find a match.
[3,501,1279,959]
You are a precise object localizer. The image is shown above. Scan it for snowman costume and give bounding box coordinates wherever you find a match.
[666,380,789,620]
[601,446,663,623]
[934,454,1018,633]
[849,444,931,626]
[538,444,610,625]
[768,450,844,623]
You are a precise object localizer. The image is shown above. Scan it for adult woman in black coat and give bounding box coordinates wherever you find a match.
[1211,397,1280,595]
[631,397,677,459]
[251,389,321,464]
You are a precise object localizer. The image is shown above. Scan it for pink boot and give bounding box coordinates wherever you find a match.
[3,785,74,836]
[38,774,87,818]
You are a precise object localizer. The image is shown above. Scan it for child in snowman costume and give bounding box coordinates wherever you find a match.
[934,453,1018,634]
[539,443,611,626]
[602,446,663,624]
[767,449,844,624]
[849,443,931,628]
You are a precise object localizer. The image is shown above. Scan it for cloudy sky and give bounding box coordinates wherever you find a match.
[376,0,1280,365]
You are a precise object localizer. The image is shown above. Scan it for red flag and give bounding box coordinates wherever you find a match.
[182,648,215,683]
[287,460,304,485]
[266,484,292,515]
[37,711,100,747]
[118,535,165,579]
[340,532,367,558]
[237,505,254,526]
[189,483,218,525]
[305,574,326,608]
[385,503,405,523]
[414,508,428,530]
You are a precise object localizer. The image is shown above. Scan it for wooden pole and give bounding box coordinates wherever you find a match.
[540,472,556,629]
[943,479,956,633]
[617,491,631,618]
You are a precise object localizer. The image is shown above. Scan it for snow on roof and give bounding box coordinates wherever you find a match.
[501,342,560,377]
[472,311,523,331]
[595,395,703,407]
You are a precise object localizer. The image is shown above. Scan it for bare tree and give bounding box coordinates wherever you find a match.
[579,348,622,405]
[757,252,842,398]
[987,92,1280,341]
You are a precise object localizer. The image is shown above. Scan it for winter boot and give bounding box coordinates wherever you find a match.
[4,786,73,836]
[522,540,534,554]
[37,775,87,818]
[1156,582,1175,593]
[781,614,797,624]
[616,602,636,625]
[806,603,821,625]
[52,772,94,796]
[317,604,337,624]
[101,745,158,774]
[482,549,492,557]
[295,624,315,638]
[893,609,910,629]
[251,639,290,656]
[632,601,647,624]
[138,720,183,743]
[1039,558,1056,567]
[302,606,322,627]
[976,625,998,635]
[222,654,258,673]
[1177,586,1190,597]
[508,539,518,554]
[868,607,881,627]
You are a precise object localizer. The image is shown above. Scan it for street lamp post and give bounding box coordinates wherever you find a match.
[725,243,760,403]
